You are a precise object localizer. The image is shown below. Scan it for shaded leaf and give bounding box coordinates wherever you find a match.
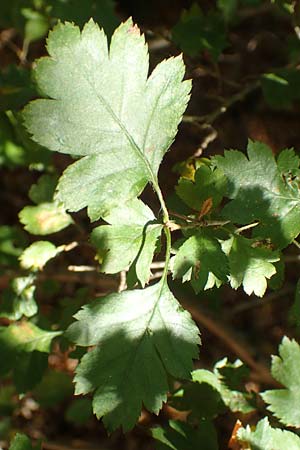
[221,235,279,297]
[91,199,162,286]
[152,419,218,450]
[214,141,300,248]
[67,280,200,431]
[172,230,229,292]
[176,165,226,212]
[172,3,227,60]
[0,276,37,320]
[0,322,61,392]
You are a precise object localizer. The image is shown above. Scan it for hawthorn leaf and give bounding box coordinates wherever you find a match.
[221,236,279,297]
[152,419,218,450]
[172,3,227,60]
[238,418,300,450]
[262,69,300,109]
[29,174,58,204]
[175,367,254,417]
[176,165,226,212]
[172,230,229,292]
[19,202,73,235]
[20,241,59,270]
[0,322,61,392]
[0,225,26,267]
[66,280,200,431]
[261,336,300,427]
[91,199,162,286]
[214,141,300,248]
[0,276,37,320]
[9,433,38,450]
[23,19,191,221]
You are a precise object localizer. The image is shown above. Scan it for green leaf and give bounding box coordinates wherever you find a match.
[23,19,191,221]
[19,202,73,235]
[0,276,37,320]
[262,69,300,109]
[67,280,200,431]
[91,199,162,286]
[172,3,227,60]
[217,0,238,23]
[65,398,93,425]
[29,174,58,204]
[152,419,218,450]
[9,433,37,450]
[22,8,49,43]
[221,236,279,297]
[0,322,61,392]
[214,141,300,248]
[0,225,26,267]
[238,418,300,450]
[176,166,226,212]
[172,370,225,420]
[172,230,229,292]
[181,367,254,416]
[0,66,36,111]
[33,370,73,407]
[261,336,300,427]
[20,241,59,270]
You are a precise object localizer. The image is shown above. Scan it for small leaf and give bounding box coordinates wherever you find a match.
[262,69,300,109]
[67,280,200,431]
[176,165,226,212]
[172,230,229,292]
[172,3,227,60]
[9,433,38,450]
[20,241,59,270]
[261,336,300,427]
[0,276,37,320]
[238,417,300,449]
[152,419,218,450]
[19,202,73,235]
[91,199,162,286]
[221,235,279,297]
[65,398,93,425]
[0,322,61,392]
[29,174,58,204]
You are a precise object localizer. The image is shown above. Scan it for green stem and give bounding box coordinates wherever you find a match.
[153,180,169,224]
[162,226,171,282]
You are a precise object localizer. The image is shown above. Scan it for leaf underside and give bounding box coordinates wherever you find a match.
[23,18,191,221]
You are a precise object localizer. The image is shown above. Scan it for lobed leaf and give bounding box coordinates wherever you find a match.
[172,230,229,292]
[0,322,61,392]
[221,235,279,297]
[67,280,200,431]
[214,141,300,249]
[23,19,191,221]
[91,199,162,286]
[238,417,300,450]
[261,336,300,427]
